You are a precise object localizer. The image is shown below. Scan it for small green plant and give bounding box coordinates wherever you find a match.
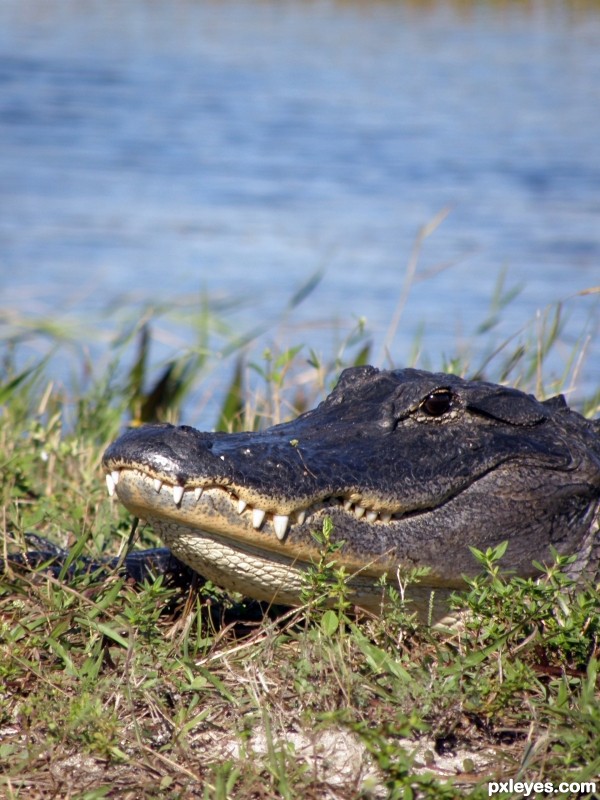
[300,516,353,630]
[455,542,600,672]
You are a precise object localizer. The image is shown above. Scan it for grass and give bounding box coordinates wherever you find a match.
[1,284,599,799]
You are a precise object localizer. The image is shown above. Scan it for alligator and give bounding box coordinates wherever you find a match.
[101,366,600,619]
[1,532,196,587]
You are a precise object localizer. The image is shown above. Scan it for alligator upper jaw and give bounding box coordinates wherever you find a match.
[104,464,413,543]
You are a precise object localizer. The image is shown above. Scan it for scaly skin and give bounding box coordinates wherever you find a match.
[103,366,600,618]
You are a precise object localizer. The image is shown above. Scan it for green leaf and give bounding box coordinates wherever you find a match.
[196,667,237,704]
[320,609,339,636]
[93,622,129,649]
[353,630,412,682]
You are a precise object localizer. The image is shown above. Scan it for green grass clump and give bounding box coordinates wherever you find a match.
[1,286,599,798]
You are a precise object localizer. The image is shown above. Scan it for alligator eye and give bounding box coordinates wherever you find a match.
[420,390,453,417]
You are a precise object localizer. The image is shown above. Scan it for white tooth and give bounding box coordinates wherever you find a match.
[153,478,162,493]
[252,508,266,529]
[343,499,353,511]
[273,515,289,541]
[172,485,185,505]
[237,499,247,514]
[366,510,378,523]
[105,473,115,497]
[354,505,365,519]
[194,487,203,502]
[380,512,392,523]
[296,509,306,525]
[111,470,120,486]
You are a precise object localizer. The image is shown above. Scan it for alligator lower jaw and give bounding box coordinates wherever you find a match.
[140,515,454,618]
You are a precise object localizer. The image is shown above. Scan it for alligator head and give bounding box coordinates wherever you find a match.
[103,366,600,618]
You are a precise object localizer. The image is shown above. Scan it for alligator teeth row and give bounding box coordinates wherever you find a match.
[341,498,392,523]
[105,469,294,541]
[105,470,398,543]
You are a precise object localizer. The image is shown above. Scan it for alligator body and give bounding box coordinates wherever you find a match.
[1,533,196,587]
[103,366,600,618]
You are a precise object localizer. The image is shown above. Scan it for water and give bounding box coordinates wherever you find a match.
[1,0,599,416]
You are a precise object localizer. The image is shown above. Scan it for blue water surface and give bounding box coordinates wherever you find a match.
[0,0,599,416]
